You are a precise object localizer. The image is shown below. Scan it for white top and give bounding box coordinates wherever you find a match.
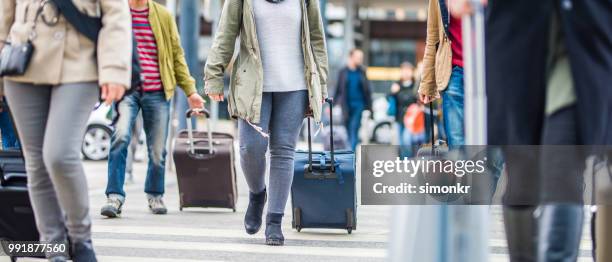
[253,0,307,92]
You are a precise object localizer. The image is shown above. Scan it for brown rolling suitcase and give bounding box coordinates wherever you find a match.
[173,109,237,212]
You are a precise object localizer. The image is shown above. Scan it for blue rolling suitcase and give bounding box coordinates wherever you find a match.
[292,98,357,234]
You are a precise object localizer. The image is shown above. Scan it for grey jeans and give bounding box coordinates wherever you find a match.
[239,90,308,214]
[4,80,98,243]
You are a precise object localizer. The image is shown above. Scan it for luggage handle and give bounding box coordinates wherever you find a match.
[185,108,214,155]
[429,102,435,155]
[307,98,335,173]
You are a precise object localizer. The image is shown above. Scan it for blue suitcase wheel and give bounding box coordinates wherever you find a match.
[346,208,354,234]
[293,208,302,232]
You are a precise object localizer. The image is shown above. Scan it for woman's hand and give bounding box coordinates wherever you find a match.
[419,92,440,104]
[208,93,224,102]
[101,83,127,105]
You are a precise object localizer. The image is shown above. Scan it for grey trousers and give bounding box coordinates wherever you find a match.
[239,90,308,214]
[4,80,99,243]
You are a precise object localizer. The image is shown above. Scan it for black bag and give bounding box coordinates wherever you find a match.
[50,0,143,89]
[415,103,461,203]
[0,41,34,77]
[0,151,39,244]
[0,3,47,77]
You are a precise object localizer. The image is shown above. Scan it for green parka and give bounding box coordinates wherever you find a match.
[204,0,329,124]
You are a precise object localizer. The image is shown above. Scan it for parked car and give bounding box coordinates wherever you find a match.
[82,104,145,161]
[82,104,113,160]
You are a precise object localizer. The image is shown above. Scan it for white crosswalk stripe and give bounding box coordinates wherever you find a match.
[94,238,386,258]
[92,225,389,243]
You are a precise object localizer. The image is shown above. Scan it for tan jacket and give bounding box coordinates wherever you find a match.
[204,0,329,124]
[419,0,452,97]
[0,0,132,87]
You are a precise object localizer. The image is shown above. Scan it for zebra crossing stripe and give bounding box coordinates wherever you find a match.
[92,225,389,243]
[93,238,387,258]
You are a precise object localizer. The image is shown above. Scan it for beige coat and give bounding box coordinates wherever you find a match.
[419,0,452,97]
[0,0,132,87]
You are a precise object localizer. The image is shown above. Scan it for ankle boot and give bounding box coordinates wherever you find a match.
[503,206,537,262]
[71,240,97,262]
[265,213,284,246]
[244,189,266,234]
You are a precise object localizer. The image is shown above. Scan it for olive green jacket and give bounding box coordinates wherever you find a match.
[147,1,197,100]
[204,0,329,124]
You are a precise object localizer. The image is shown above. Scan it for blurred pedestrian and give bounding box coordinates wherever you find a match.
[0,89,19,150]
[452,0,612,261]
[102,0,205,218]
[0,0,132,261]
[419,0,465,147]
[333,48,372,151]
[205,0,328,246]
[388,62,419,147]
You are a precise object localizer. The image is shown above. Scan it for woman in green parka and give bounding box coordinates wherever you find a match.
[204,0,328,246]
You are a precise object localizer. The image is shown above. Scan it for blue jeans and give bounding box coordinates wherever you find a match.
[346,104,364,151]
[106,91,170,198]
[441,66,465,146]
[538,204,583,262]
[0,98,20,150]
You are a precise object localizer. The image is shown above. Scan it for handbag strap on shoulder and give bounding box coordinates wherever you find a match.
[49,0,102,43]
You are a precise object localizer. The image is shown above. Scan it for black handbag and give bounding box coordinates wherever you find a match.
[0,2,49,77]
[0,41,34,77]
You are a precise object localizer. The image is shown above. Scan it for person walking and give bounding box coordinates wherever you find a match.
[333,48,372,151]
[388,62,419,147]
[452,0,612,261]
[101,0,205,218]
[204,0,328,246]
[419,0,465,147]
[0,0,132,261]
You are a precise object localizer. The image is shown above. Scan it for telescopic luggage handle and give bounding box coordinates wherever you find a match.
[185,108,214,155]
[306,98,335,173]
[429,102,435,155]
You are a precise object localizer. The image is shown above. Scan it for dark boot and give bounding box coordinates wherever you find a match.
[71,240,97,262]
[265,213,284,246]
[244,189,266,235]
[503,205,537,262]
